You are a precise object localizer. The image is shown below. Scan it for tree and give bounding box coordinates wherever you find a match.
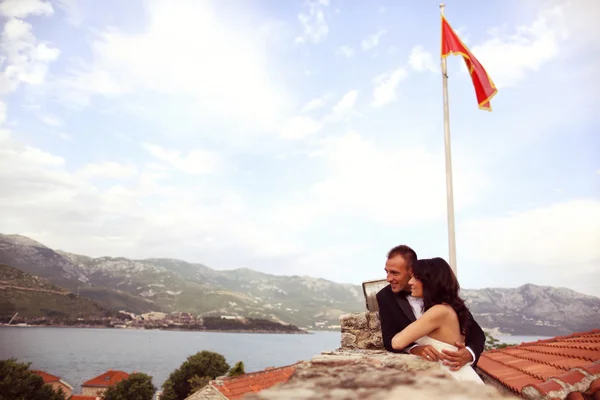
[101,372,156,400]
[228,361,245,377]
[484,332,510,350]
[0,358,66,400]
[188,375,211,392]
[161,351,230,400]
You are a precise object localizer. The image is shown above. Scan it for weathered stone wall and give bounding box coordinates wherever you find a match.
[340,311,384,350]
[245,349,518,399]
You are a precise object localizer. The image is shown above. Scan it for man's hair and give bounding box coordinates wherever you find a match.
[386,245,417,268]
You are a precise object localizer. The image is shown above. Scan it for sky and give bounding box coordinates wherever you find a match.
[0,0,598,296]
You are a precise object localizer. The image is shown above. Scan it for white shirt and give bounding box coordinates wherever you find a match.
[405,295,476,366]
[406,295,424,319]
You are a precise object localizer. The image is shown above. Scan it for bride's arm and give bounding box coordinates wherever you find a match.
[391,304,449,350]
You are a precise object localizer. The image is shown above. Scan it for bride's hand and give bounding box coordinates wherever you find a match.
[441,342,473,371]
[409,345,443,362]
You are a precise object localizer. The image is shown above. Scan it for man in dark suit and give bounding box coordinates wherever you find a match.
[376,245,486,370]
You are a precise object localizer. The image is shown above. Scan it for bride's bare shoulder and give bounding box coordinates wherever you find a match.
[424,304,455,319]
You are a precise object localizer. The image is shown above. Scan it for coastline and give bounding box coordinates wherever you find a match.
[0,323,312,334]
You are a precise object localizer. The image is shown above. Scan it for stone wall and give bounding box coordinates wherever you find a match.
[243,312,518,399]
[340,311,384,350]
[245,349,518,400]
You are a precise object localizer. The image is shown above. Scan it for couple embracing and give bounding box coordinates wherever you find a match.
[376,245,485,384]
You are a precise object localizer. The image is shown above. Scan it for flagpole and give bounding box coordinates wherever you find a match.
[439,3,458,277]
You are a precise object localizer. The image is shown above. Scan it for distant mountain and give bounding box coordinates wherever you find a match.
[1,233,599,335]
[0,263,109,319]
[0,234,364,327]
[462,285,600,336]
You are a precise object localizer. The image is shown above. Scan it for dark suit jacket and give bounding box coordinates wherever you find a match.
[376,284,486,367]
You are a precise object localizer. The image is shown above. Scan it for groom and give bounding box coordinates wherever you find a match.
[376,245,486,370]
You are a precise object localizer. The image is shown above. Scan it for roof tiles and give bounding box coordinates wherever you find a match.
[31,370,60,383]
[478,329,600,400]
[213,364,297,399]
[81,370,129,387]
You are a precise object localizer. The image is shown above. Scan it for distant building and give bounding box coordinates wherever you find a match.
[70,396,99,400]
[31,370,73,398]
[141,311,167,321]
[81,370,129,397]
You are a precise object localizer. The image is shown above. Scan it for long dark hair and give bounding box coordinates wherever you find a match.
[411,257,471,336]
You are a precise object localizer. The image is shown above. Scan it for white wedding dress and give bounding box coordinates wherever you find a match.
[414,336,484,384]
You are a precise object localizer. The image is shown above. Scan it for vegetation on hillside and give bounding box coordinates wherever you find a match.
[201,316,305,333]
[0,359,67,400]
[77,287,159,314]
[0,264,110,319]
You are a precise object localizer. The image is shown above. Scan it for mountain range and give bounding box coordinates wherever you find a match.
[1,233,599,335]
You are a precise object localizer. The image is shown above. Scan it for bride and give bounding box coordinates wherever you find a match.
[390,257,484,384]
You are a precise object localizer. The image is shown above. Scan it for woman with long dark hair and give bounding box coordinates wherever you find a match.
[390,257,484,383]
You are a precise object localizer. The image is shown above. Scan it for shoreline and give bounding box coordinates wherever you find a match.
[0,324,313,334]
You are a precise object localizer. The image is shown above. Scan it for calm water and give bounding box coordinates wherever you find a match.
[0,327,340,392]
[496,334,551,344]
[0,327,547,394]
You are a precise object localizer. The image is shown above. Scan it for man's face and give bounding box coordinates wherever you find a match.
[385,255,411,293]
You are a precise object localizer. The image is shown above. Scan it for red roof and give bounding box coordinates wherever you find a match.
[31,370,60,383]
[478,329,600,399]
[70,396,98,400]
[82,370,129,387]
[213,364,297,399]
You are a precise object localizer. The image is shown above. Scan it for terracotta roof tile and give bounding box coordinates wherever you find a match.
[478,329,600,400]
[82,370,129,387]
[31,370,60,383]
[213,364,297,399]
[70,396,98,400]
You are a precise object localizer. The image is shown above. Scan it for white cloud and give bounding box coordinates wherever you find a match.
[0,101,6,125]
[55,0,83,25]
[60,0,289,134]
[58,132,72,141]
[280,116,322,139]
[37,112,63,127]
[371,68,408,107]
[335,45,355,58]
[0,16,60,93]
[0,0,53,19]
[78,162,138,179]
[299,131,487,225]
[461,199,600,267]
[470,6,568,88]
[143,143,224,175]
[326,90,359,122]
[361,29,386,51]
[301,94,331,113]
[0,141,64,167]
[295,0,329,44]
[408,45,438,73]
[0,133,300,266]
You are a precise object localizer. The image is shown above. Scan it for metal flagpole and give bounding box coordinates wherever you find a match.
[439,3,458,277]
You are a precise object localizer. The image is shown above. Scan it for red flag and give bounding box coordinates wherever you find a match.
[441,16,498,111]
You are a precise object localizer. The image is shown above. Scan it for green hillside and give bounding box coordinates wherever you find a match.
[0,264,110,319]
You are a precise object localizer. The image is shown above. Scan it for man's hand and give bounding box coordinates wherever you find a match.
[441,342,473,371]
[409,345,444,362]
